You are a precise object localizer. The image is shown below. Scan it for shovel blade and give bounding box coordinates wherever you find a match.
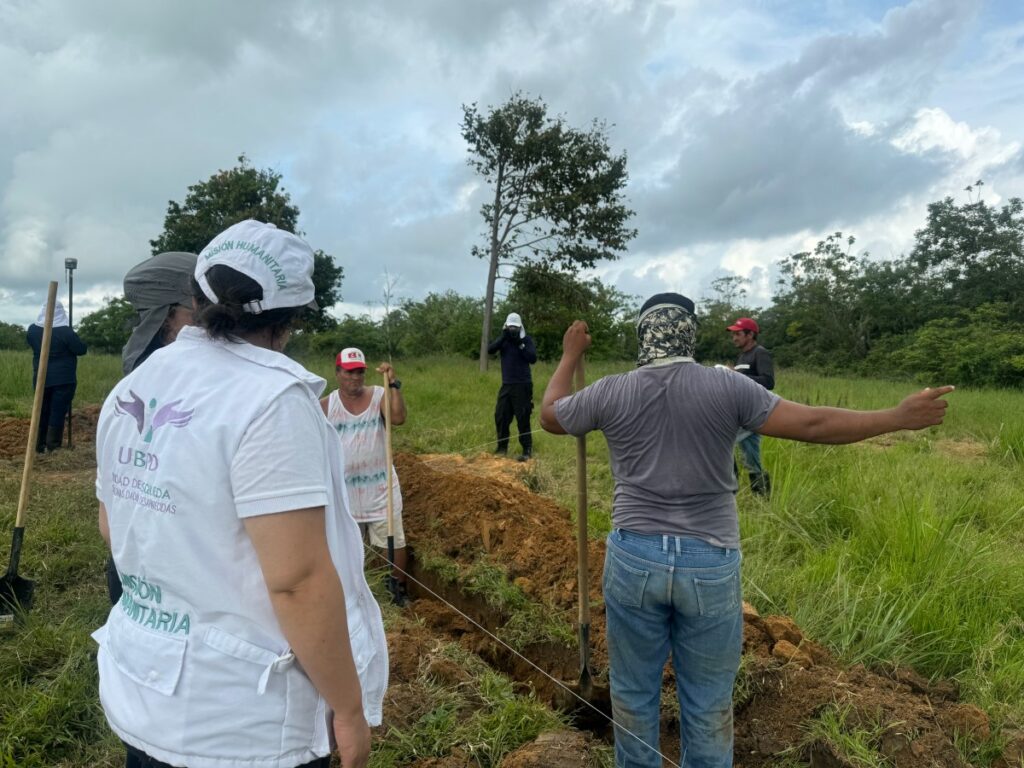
[0,574,35,627]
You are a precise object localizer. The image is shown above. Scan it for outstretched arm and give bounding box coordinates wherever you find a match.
[540,321,592,435]
[758,386,954,444]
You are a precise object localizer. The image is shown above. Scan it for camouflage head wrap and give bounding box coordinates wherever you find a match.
[636,293,698,367]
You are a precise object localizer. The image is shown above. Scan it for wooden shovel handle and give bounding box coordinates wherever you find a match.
[575,357,589,628]
[17,282,58,528]
[382,372,395,539]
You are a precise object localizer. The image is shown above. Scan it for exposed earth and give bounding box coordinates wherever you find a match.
[1,413,1020,766]
[0,404,100,459]
[393,451,1021,768]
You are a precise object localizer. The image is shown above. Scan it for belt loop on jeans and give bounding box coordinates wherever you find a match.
[661,534,668,553]
[674,536,682,555]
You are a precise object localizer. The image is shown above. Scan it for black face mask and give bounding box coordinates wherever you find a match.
[505,327,520,340]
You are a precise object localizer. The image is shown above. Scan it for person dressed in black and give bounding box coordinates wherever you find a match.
[26,300,87,453]
[728,316,775,496]
[488,312,537,461]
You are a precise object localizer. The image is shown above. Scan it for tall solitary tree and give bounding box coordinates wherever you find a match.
[461,93,636,370]
[150,155,344,331]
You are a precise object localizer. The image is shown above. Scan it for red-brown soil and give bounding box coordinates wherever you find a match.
[0,405,100,460]
[395,452,1012,767]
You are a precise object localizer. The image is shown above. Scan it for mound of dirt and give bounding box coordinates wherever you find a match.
[395,453,1011,767]
[398,452,604,615]
[0,405,100,460]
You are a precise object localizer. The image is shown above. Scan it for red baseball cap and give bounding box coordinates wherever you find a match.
[727,317,759,333]
[335,347,367,370]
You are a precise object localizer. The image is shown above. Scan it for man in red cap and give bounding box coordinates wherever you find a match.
[728,317,774,496]
[321,347,410,605]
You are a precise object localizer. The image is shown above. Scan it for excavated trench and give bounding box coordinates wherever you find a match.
[406,551,614,736]
[396,451,1018,768]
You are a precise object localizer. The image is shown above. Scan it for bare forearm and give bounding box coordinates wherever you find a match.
[269,566,364,719]
[805,407,903,443]
[98,503,110,548]
[389,390,407,425]
[760,404,902,444]
[540,353,579,433]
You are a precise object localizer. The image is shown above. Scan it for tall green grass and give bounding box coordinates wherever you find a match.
[2,350,1024,762]
[0,350,122,417]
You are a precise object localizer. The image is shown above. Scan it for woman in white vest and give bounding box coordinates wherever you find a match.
[93,220,387,768]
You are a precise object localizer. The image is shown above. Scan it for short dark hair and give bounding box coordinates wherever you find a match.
[191,266,301,342]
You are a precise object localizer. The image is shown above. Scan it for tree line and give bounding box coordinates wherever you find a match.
[703,189,1024,388]
[3,92,1020,388]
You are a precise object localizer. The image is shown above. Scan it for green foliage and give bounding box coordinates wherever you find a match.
[370,643,566,768]
[766,192,1024,387]
[886,303,1024,387]
[75,296,135,355]
[461,92,636,367]
[0,350,121,416]
[696,275,759,364]
[149,154,344,333]
[771,233,873,370]
[0,321,27,351]
[309,250,344,333]
[150,154,300,255]
[307,314,389,363]
[398,291,483,358]
[800,703,888,767]
[499,263,637,361]
[911,191,1024,316]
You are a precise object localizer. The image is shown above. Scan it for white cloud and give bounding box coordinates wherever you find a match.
[0,0,1021,329]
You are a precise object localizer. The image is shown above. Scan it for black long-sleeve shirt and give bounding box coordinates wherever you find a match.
[27,325,88,388]
[487,332,537,384]
[735,345,774,390]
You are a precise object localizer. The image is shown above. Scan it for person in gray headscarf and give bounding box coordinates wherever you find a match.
[26,300,87,452]
[106,251,197,604]
[540,292,954,768]
[121,251,198,375]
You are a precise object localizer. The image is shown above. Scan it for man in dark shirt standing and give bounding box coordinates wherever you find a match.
[26,300,87,453]
[487,312,538,461]
[728,317,774,496]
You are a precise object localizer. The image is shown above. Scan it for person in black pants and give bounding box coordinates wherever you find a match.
[26,300,87,453]
[488,312,537,461]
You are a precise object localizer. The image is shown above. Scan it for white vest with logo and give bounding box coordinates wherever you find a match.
[92,327,387,768]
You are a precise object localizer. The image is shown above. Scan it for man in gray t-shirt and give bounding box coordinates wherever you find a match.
[554,362,778,549]
[540,292,953,768]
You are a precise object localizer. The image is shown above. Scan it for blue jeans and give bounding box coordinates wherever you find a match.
[735,430,763,474]
[603,530,742,768]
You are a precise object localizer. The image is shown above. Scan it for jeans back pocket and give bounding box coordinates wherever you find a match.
[605,552,650,609]
[693,569,741,617]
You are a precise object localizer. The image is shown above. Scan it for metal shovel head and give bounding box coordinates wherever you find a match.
[0,574,35,628]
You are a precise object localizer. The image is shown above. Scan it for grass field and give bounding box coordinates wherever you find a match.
[1,348,1023,765]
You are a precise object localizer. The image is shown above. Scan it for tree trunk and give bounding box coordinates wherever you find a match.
[478,163,505,372]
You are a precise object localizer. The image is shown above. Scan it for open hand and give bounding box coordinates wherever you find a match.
[896,386,955,430]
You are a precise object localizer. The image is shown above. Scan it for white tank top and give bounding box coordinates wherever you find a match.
[326,387,402,522]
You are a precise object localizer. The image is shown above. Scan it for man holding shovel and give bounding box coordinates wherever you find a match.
[540,292,953,768]
[321,347,409,606]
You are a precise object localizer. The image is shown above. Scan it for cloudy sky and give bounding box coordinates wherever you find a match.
[2,0,1022,326]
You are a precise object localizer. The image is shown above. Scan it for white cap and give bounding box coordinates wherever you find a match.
[336,347,367,370]
[504,312,522,328]
[195,220,317,314]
